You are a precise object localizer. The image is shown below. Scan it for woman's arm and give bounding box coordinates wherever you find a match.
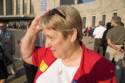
[20,16,42,64]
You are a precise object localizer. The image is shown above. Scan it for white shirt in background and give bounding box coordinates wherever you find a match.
[93,25,106,38]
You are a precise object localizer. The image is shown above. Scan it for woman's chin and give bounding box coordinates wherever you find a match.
[52,50,64,59]
[53,53,61,59]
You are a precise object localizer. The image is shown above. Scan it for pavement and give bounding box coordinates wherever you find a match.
[6,59,27,83]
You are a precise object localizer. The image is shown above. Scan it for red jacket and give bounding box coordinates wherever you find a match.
[32,44,116,83]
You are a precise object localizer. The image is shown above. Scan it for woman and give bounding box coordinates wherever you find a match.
[101,22,112,56]
[21,6,116,83]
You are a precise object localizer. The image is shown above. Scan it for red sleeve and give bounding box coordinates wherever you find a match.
[32,47,47,66]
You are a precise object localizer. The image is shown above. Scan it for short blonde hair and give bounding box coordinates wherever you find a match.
[40,6,83,42]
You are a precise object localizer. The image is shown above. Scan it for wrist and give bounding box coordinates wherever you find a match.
[27,28,39,36]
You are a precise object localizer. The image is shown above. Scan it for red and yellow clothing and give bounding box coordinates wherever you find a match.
[32,44,116,83]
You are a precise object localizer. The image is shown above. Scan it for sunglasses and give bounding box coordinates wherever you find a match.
[48,9,66,19]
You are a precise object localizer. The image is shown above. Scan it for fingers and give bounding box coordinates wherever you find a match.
[31,15,41,26]
[27,15,42,32]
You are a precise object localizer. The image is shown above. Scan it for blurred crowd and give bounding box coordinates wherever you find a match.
[84,15,125,83]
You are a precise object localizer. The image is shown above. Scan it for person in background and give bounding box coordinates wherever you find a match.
[0,43,9,83]
[0,20,16,75]
[106,16,125,83]
[93,21,106,55]
[89,26,95,37]
[17,39,38,83]
[21,6,116,83]
[101,22,112,56]
[0,20,9,83]
[85,26,91,37]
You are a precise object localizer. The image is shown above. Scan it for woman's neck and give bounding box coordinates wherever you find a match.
[62,43,82,67]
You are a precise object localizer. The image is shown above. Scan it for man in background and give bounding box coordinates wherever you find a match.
[0,20,16,75]
[93,21,106,55]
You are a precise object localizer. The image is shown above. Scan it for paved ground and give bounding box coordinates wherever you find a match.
[6,59,27,83]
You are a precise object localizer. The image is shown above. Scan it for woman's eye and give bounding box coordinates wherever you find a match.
[49,37,54,41]
[46,35,56,41]
[50,38,53,41]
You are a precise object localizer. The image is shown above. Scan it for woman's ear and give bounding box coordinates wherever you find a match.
[70,28,77,42]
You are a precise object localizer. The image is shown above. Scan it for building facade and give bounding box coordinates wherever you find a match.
[0,0,124,29]
[0,0,35,16]
[47,0,125,28]
[0,0,38,29]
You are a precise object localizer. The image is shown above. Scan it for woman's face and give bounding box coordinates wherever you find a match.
[43,28,72,59]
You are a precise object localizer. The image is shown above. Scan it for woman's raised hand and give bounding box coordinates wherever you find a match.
[28,15,42,33]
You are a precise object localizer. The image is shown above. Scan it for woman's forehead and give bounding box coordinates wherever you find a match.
[43,28,61,37]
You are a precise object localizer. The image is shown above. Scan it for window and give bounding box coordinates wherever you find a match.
[0,0,3,15]
[60,0,94,5]
[78,0,94,4]
[113,12,117,17]
[40,0,47,12]
[6,0,13,15]
[24,1,27,15]
[16,0,20,15]
[83,17,86,28]
[30,0,34,15]
[78,0,84,3]
[92,16,96,27]
[102,15,106,25]
[16,0,24,15]
[60,0,74,5]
